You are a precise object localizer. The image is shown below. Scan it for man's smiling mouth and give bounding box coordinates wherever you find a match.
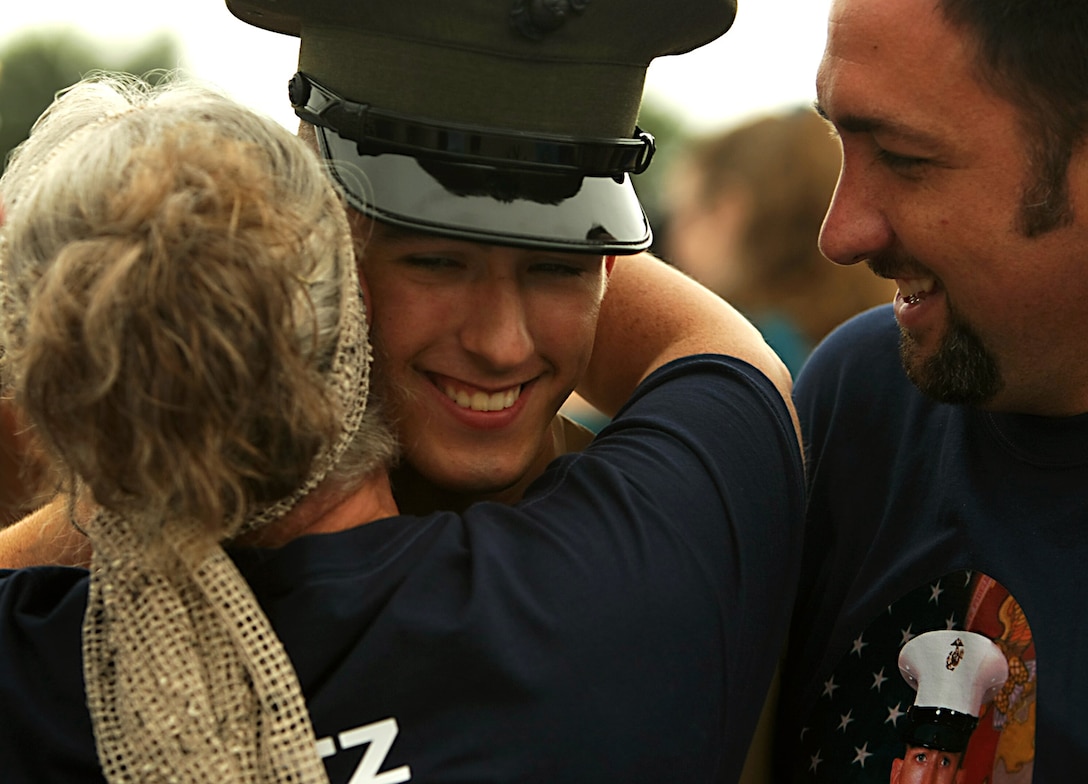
[898,276,936,305]
[442,384,522,412]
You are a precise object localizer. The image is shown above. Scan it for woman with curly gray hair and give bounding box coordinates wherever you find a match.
[0,73,394,783]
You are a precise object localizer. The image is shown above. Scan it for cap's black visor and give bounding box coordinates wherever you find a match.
[901,707,980,753]
[315,126,651,253]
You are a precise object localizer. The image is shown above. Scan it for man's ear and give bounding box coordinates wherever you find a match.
[297,121,318,150]
[604,255,617,277]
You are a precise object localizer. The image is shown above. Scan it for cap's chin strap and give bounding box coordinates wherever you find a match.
[289,71,655,177]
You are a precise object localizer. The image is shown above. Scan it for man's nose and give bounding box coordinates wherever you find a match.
[818,162,894,267]
[918,764,942,784]
[459,274,534,369]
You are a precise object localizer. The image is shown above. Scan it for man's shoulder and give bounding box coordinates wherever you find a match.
[608,353,804,489]
[795,305,908,406]
[800,304,900,380]
[625,353,795,429]
[573,352,805,535]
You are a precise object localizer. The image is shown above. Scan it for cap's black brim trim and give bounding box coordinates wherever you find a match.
[292,72,656,177]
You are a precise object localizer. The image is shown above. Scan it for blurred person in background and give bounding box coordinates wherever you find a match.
[662,107,895,375]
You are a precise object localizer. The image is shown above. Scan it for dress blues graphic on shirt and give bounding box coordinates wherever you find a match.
[791,570,1036,783]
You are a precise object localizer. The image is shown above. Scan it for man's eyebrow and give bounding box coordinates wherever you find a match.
[813,99,884,133]
[811,100,942,145]
[372,222,442,244]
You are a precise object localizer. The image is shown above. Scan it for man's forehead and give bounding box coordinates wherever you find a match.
[816,0,982,139]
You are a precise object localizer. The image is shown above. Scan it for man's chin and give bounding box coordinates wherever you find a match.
[899,324,1003,407]
[388,456,531,514]
[461,462,535,499]
[427,444,536,490]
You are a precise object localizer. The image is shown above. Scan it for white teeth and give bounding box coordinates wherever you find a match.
[444,384,520,412]
[898,277,936,299]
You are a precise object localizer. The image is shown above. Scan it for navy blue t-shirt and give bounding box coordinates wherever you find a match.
[779,305,1088,783]
[0,355,803,783]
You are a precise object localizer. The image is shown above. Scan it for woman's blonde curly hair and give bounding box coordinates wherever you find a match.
[0,71,395,537]
[0,72,397,783]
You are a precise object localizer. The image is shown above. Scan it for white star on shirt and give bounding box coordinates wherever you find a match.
[851,634,868,657]
[945,614,958,630]
[929,580,944,604]
[838,710,855,733]
[886,702,906,726]
[853,742,873,767]
[822,677,839,699]
[900,624,915,647]
[808,751,823,773]
[871,667,888,691]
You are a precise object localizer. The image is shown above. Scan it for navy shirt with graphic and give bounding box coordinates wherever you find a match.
[779,306,1088,782]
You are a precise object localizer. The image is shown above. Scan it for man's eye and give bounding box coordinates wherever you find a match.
[403,255,461,269]
[532,262,588,276]
[529,256,600,277]
[876,147,929,172]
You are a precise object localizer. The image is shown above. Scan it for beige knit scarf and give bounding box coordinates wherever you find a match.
[80,261,370,784]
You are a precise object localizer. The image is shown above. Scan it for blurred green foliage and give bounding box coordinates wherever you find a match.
[0,27,180,172]
[635,96,692,258]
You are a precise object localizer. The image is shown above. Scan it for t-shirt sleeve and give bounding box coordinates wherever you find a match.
[505,353,805,771]
[573,352,805,575]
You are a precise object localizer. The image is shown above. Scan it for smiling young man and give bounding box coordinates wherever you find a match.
[776,0,1088,780]
[225,0,739,515]
[354,219,615,513]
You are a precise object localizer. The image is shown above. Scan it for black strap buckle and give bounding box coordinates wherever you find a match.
[289,72,655,177]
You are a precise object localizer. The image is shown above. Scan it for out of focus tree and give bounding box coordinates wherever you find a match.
[634,97,692,258]
[0,27,180,172]
[0,26,179,526]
